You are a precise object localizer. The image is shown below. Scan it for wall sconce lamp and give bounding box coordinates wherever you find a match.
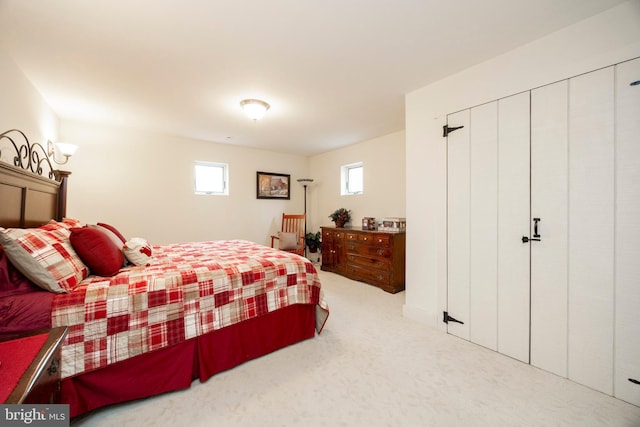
[240,99,270,120]
[47,141,78,165]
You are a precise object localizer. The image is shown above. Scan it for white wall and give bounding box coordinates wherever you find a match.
[0,45,405,250]
[59,122,406,246]
[404,1,640,328]
[60,120,310,245]
[308,130,405,234]
[0,51,58,161]
[0,48,311,246]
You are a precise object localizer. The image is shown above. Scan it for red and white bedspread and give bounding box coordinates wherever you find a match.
[51,240,329,378]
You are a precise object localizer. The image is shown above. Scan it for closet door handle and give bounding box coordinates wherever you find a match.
[522,236,540,243]
[533,217,541,238]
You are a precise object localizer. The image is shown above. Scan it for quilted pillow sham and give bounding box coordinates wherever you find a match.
[0,226,88,293]
[39,218,84,231]
[70,226,124,277]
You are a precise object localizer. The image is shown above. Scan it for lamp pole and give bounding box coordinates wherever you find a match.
[297,178,314,257]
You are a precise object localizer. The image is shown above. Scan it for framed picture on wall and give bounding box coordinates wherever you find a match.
[256,171,290,199]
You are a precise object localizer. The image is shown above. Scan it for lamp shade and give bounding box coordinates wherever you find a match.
[56,142,78,157]
[240,99,270,120]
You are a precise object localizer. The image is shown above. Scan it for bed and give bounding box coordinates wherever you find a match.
[0,129,329,417]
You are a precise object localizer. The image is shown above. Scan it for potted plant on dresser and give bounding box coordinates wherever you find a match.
[329,208,351,228]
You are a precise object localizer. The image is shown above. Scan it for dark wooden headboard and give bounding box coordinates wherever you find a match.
[0,130,69,229]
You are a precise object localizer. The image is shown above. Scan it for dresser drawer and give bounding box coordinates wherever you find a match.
[324,230,344,240]
[346,243,391,258]
[346,253,389,270]
[362,233,391,246]
[345,232,391,247]
[346,263,390,286]
[345,232,359,242]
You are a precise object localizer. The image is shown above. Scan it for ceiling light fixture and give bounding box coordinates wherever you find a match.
[240,99,270,120]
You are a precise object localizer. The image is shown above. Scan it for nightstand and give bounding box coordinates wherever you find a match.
[1,327,68,404]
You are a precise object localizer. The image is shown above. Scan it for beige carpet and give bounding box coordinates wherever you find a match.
[72,270,640,426]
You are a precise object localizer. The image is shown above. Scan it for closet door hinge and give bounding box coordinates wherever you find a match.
[442,124,464,137]
[443,311,464,325]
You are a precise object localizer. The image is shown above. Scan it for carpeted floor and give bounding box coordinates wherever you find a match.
[71,270,640,426]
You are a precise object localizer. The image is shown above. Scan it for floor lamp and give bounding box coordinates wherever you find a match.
[297,178,314,257]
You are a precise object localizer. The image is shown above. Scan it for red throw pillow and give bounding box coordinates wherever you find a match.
[70,227,124,277]
[96,222,127,244]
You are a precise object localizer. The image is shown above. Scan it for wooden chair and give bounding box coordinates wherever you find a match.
[270,213,305,256]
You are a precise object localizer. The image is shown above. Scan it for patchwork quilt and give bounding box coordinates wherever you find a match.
[51,240,329,378]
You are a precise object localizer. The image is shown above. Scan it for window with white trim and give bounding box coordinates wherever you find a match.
[341,162,363,195]
[194,161,228,195]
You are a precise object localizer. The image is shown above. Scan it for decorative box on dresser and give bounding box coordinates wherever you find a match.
[321,227,406,293]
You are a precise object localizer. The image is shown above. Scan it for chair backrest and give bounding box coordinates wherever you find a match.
[281,213,305,239]
[271,213,306,256]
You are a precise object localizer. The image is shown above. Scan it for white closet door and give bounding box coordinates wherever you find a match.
[568,66,615,395]
[469,102,498,351]
[530,81,569,377]
[447,99,530,359]
[497,92,530,363]
[446,61,632,402]
[614,58,640,406]
[447,110,471,340]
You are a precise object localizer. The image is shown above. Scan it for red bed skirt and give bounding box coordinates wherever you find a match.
[62,304,316,418]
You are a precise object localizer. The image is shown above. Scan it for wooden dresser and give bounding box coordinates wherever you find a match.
[321,227,405,293]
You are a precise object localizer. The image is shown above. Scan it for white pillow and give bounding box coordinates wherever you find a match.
[123,237,153,266]
[277,231,299,250]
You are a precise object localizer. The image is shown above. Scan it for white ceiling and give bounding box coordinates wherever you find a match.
[0,0,627,156]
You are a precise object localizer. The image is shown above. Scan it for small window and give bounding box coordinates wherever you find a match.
[194,161,228,195]
[341,162,363,195]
